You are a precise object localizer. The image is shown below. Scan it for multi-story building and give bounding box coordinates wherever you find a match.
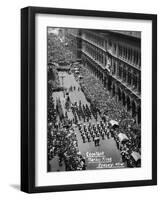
[66,29,82,60]
[69,29,141,124]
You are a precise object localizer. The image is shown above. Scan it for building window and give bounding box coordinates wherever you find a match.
[125,48,127,59]
[114,43,116,52]
[128,48,130,60]
[123,47,125,58]
[123,68,126,82]
[119,65,122,78]
[113,61,116,75]
[109,39,112,47]
[104,55,106,66]
[133,74,137,88]
[130,48,132,62]
[128,71,131,85]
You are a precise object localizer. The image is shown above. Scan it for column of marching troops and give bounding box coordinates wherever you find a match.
[78,121,111,146]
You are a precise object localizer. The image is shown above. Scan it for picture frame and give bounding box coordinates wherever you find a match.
[21,6,157,193]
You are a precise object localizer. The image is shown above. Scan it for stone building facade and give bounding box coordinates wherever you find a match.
[69,29,141,124]
[66,29,82,60]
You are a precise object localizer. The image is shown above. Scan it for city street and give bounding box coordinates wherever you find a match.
[47,28,141,172]
[50,70,124,171]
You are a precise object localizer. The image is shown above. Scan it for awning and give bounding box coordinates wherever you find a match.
[118,133,129,142]
[109,120,119,127]
[131,151,141,162]
[74,66,79,71]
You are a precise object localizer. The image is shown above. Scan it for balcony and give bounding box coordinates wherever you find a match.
[112,74,141,99]
[107,49,141,71]
[81,36,106,52]
[81,50,105,69]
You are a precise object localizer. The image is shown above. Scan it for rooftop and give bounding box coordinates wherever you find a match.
[109,30,141,39]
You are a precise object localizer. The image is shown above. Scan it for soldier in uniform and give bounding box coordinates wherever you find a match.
[82,134,86,143]
[87,133,91,142]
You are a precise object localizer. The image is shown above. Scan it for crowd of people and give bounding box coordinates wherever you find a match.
[48,120,86,171]
[113,128,141,167]
[48,30,76,64]
[47,74,87,171]
[47,41,142,170]
[77,119,141,167]
[78,67,141,135]
[70,101,100,124]
[72,65,141,167]
[79,66,133,122]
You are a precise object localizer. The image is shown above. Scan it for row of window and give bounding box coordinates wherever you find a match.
[116,65,141,92]
[82,35,141,69]
[82,32,105,49]
[82,42,106,66]
[118,45,141,68]
[81,31,141,69]
[110,57,141,92]
[113,87,141,123]
[82,40,141,92]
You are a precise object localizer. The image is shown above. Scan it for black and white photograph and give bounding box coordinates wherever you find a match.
[20,6,157,193]
[47,27,141,172]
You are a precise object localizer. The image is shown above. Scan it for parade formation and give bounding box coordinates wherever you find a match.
[47,28,141,172]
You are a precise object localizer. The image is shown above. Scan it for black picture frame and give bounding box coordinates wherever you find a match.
[21,6,157,193]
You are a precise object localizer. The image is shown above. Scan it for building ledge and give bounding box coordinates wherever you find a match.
[82,50,105,70]
[112,74,141,99]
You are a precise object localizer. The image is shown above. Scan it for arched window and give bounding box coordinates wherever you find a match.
[128,70,131,85]
[133,50,136,64]
[114,43,116,52]
[130,48,133,62]
[133,73,137,88]
[132,101,136,118]
[123,47,125,58]
[128,48,130,60]
[118,88,122,101]
[119,65,122,78]
[125,48,128,59]
[123,68,126,82]
[109,39,112,47]
[113,61,116,75]
[112,84,116,96]
[127,96,131,111]
[119,45,122,57]
[122,92,126,106]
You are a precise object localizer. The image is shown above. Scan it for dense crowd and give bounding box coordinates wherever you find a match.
[77,119,141,167]
[48,121,86,171]
[70,100,100,123]
[64,78,141,167]
[72,65,141,167]
[79,66,133,122]
[47,31,88,171]
[47,78,86,171]
[48,65,60,90]
[47,29,141,170]
[48,31,76,63]
[78,66,140,133]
